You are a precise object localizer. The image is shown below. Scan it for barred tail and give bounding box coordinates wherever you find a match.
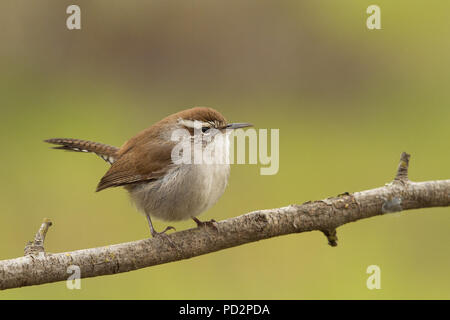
[44,138,119,164]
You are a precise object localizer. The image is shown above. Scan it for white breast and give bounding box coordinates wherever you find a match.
[128,133,231,221]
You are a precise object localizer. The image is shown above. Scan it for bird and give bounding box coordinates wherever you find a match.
[45,107,252,238]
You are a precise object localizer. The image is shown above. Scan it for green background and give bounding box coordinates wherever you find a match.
[0,1,449,299]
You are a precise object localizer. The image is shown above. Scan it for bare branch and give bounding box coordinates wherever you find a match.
[0,153,448,290]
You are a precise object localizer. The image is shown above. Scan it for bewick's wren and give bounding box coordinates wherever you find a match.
[45,107,252,237]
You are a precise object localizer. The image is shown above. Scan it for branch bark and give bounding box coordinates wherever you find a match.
[0,152,448,290]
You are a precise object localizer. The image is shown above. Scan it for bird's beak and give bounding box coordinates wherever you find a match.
[225,123,253,130]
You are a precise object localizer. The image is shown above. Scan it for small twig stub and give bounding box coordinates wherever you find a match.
[24,218,53,256]
[394,152,411,183]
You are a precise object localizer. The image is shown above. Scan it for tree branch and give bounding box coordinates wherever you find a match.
[0,152,448,290]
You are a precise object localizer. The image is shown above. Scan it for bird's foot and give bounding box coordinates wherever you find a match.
[192,217,219,231]
[150,225,176,237]
[150,226,177,248]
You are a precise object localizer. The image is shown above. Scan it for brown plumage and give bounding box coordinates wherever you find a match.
[45,107,227,192]
[96,107,226,191]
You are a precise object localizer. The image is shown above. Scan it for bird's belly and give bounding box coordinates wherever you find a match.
[127,163,230,221]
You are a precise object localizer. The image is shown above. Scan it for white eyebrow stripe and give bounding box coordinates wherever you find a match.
[178,118,210,129]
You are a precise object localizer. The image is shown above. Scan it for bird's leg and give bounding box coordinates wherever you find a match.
[146,214,176,237]
[192,217,218,231]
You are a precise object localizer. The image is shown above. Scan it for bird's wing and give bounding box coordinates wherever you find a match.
[96,131,176,192]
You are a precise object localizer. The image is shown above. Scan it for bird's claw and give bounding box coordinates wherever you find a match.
[150,226,177,248]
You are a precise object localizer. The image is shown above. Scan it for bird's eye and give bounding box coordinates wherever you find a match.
[201,126,210,133]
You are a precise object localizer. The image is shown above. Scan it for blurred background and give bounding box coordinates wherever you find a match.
[0,0,449,299]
